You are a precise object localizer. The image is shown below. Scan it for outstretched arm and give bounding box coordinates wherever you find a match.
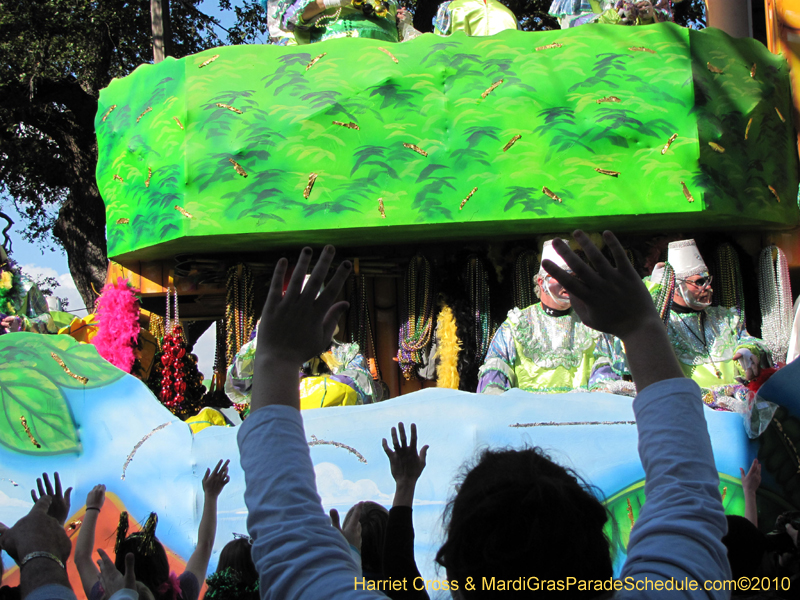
[740,459,761,527]
[185,460,230,583]
[74,485,105,598]
[546,231,730,597]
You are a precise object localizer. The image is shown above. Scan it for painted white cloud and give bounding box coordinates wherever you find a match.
[19,263,88,316]
[314,462,393,508]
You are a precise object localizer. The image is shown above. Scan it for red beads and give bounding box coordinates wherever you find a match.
[160,325,187,407]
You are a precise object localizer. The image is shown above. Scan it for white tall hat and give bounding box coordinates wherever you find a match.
[668,239,708,278]
[539,238,571,276]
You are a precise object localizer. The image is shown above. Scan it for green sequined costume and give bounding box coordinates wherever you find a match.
[477,303,622,394]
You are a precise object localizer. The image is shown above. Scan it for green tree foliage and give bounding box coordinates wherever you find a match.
[0,0,266,310]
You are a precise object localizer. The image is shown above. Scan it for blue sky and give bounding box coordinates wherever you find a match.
[6,2,266,379]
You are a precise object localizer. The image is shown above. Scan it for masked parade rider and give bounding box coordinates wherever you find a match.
[477,239,625,394]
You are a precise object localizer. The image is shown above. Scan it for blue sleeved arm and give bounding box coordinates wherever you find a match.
[617,378,730,599]
[26,585,78,600]
[238,405,384,600]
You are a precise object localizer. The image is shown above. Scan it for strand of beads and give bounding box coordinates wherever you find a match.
[759,245,793,364]
[225,264,255,366]
[397,255,434,380]
[348,274,381,379]
[714,243,745,319]
[467,256,494,364]
[160,288,187,408]
[653,262,675,326]
[512,250,538,309]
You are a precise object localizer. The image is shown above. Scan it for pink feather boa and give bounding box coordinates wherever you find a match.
[91,277,141,373]
[157,571,183,599]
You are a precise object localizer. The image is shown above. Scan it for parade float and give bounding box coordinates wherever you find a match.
[3,4,800,596]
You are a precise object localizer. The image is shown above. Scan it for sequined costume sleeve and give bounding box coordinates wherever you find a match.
[589,334,636,395]
[16,275,56,334]
[730,309,769,364]
[476,317,518,393]
[327,342,381,404]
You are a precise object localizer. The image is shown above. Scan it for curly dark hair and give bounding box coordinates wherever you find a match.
[436,446,612,598]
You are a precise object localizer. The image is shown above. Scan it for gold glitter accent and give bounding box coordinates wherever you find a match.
[122,422,172,479]
[101,105,117,122]
[332,121,359,130]
[707,62,723,74]
[145,166,152,188]
[681,181,695,203]
[173,116,184,130]
[378,47,398,63]
[229,158,248,178]
[750,63,757,78]
[708,142,725,153]
[775,107,786,123]
[536,42,562,51]
[721,486,727,503]
[596,96,621,104]
[542,186,562,203]
[768,185,781,203]
[50,352,89,384]
[502,134,521,152]
[20,416,41,449]
[113,174,124,183]
[136,107,152,123]
[174,205,193,218]
[629,46,656,54]
[626,498,635,528]
[303,173,318,199]
[116,218,129,225]
[403,143,428,157]
[459,187,478,211]
[67,520,82,532]
[661,133,678,155]
[481,79,503,99]
[594,168,620,177]
[308,435,367,463]
[378,198,386,218]
[306,52,327,71]
[745,118,753,140]
[215,103,243,114]
[199,54,220,68]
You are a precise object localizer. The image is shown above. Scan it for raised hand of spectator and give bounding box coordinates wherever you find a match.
[741,458,761,527]
[330,504,363,553]
[31,472,73,525]
[252,246,351,412]
[86,483,106,511]
[202,459,231,498]
[741,459,761,495]
[545,231,684,391]
[0,496,72,596]
[97,549,136,597]
[543,231,660,340]
[383,423,428,508]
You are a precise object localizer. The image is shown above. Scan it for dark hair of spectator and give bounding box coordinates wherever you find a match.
[116,535,171,599]
[345,501,389,576]
[723,515,767,594]
[436,447,612,598]
[217,538,258,585]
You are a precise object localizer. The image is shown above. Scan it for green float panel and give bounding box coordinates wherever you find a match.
[96,23,800,261]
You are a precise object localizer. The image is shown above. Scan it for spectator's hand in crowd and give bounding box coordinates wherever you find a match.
[0,496,71,564]
[330,504,362,553]
[1,316,22,333]
[544,231,660,340]
[383,423,428,487]
[31,472,73,525]
[97,549,135,596]
[257,246,351,368]
[203,459,231,499]
[741,459,761,495]
[86,484,106,511]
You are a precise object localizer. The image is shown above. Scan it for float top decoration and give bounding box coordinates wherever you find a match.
[96,23,799,261]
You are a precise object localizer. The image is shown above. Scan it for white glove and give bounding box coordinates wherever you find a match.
[736,348,758,381]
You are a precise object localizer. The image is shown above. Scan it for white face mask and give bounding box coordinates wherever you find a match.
[677,281,711,310]
[543,275,571,309]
